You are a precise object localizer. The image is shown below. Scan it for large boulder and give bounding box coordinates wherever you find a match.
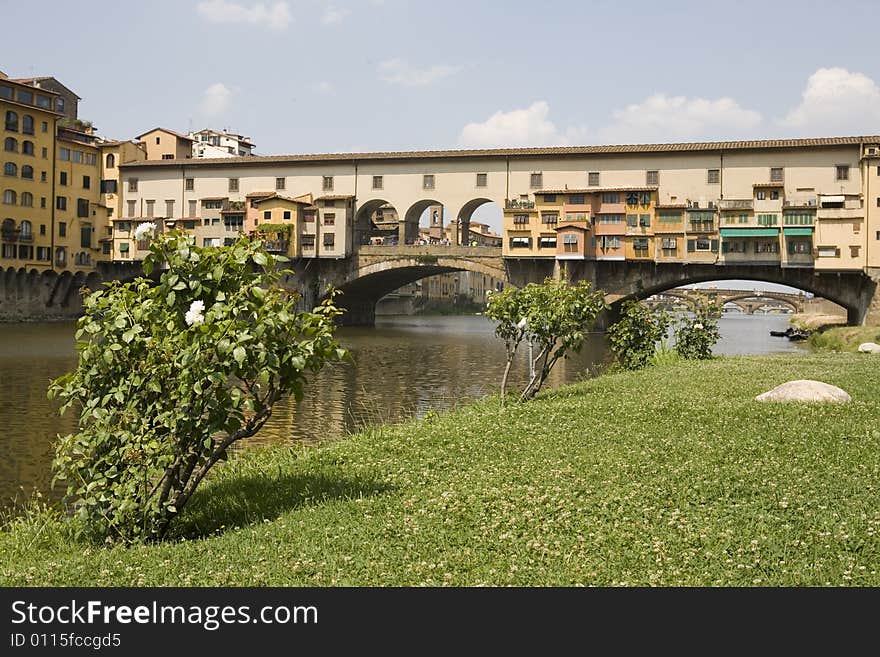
[755,380,851,404]
[858,342,880,354]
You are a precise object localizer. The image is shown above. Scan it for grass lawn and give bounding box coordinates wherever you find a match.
[1,353,878,586]
[808,325,880,352]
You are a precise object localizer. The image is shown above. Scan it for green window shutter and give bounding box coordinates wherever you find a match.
[710,239,719,253]
[787,241,795,255]
[721,241,729,253]
[687,239,696,253]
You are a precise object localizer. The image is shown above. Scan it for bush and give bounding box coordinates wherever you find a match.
[49,232,347,542]
[607,301,670,370]
[674,301,721,360]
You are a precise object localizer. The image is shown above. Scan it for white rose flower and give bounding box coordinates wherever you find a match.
[134,222,157,241]
[694,322,704,330]
[185,300,205,326]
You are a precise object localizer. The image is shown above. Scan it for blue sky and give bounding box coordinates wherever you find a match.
[3,0,879,154]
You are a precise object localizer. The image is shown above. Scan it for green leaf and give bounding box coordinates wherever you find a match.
[253,252,267,266]
[233,346,246,365]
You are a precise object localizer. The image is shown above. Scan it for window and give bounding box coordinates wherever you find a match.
[105,154,116,168]
[757,213,778,226]
[756,241,779,254]
[72,150,82,164]
[323,199,336,208]
[4,111,18,132]
[165,200,174,217]
[538,237,557,249]
[59,171,68,186]
[707,169,720,184]
[598,214,623,224]
[372,175,383,190]
[303,210,316,222]
[783,212,814,225]
[627,214,638,227]
[283,211,291,220]
[183,220,196,230]
[787,240,812,255]
[58,221,67,237]
[646,170,659,186]
[569,194,585,205]
[59,147,70,161]
[21,192,33,207]
[3,190,16,204]
[770,190,779,200]
[509,236,532,248]
[540,213,558,225]
[423,174,435,190]
[37,246,50,261]
[639,214,651,227]
[19,220,32,239]
[188,200,197,217]
[3,162,16,177]
[22,140,34,156]
[127,200,136,217]
[56,196,66,211]
[323,233,335,247]
[80,225,92,248]
[301,235,315,248]
[41,147,47,158]
[588,172,600,186]
[770,167,784,183]
[543,194,556,203]
[22,115,34,135]
[223,215,244,231]
[600,236,621,249]
[565,212,587,222]
[323,176,334,191]
[202,200,223,209]
[161,154,173,160]
[3,137,15,152]
[18,244,33,260]
[633,238,649,254]
[661,237,677,250]
[128,178,138,192]
[82,175,90,189]
[100,179,117,194]
[18,89,33,104]
[263,210,272,220]
[512,214,530,225]
[40,171,46,182]
[40,197,46,208]
[275,177,285,190]
[739,214,749,224]
[817,246,838,258]
[155,137,161,145]
[323,213,336,226]
[228,178,239,192]
[601,193,620,204]
[145,200,154,218]
[0,85,10,100]
[530,172,543,188]
[41,121,48,133]
[836,165,849,181]
[77,198,89,218]
[562,233,579,252]
[85,153,96,166]
[1,244,14,259]
[756,190,766,200]
[35,94,51,109]
[476,173,487,187]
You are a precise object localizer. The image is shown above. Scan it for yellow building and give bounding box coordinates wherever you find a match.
[1,74,61,269]
[136,127,194,161]
[251,194,310,257]
[622,189,657,260]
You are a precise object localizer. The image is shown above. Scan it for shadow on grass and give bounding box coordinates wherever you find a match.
[171,472,393,541]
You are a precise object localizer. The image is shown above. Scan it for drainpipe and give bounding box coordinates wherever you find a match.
[50,116,58,271]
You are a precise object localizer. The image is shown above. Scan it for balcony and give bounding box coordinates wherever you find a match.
[263,239,289,253]
[817,206,863,220]
[505,199,535,209]
[783,198,817,209]
[688,221,715,234]
[18,233,33,243]
[718,199,753,210]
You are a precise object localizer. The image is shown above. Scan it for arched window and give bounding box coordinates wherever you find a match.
[106,153,116,168]
[55,246,66,266]
[22,140,34,156]
[3,190,16,205]
[4,162,17,177]
[20,165,33,179]
[19,220,32,238]
[1,218,14,236]
[3,137,17,152]
[22,115,34,135]
[4,111,18,132]
[21,192,33,207]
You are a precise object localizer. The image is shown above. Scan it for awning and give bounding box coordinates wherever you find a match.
[720,228,779,237]
[819,195,844,203]
[783,227,813,236]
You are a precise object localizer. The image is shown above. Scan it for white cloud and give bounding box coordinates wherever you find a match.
[314,81,334,95]
[457,101,584,148]
[321,5,350,24]
[196,0,291,30]
[378,59,458,87]
[200,83,233,117]
[599,94,762,143]
[781,67,880,136]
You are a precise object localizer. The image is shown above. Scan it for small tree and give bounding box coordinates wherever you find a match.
[674,299,721,360]
[49,232,347,542]
[487,278,606,403]
[607,300,670,370]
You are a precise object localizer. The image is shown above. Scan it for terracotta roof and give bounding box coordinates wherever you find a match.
[200,196,228,201]
[118,136,880,169]
[553,222,590,232]
[315,194,355,200]
[245,191,274,198]
[536,186,658,195]
[12,76,79,99]
[251,193,312,206]
[135,127,195,142]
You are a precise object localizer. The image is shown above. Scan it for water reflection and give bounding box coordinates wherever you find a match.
[0,312,804,509]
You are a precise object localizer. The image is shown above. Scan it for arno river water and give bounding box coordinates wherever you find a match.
[0,313,806,511]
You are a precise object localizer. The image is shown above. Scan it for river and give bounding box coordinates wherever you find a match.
[0,312,806,510]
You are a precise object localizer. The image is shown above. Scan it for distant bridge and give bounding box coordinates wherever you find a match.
[644,287,808,314]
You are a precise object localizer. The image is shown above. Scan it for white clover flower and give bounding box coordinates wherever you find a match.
[694,322,704,330]
[134,222,157,241]
[185,300,205,326]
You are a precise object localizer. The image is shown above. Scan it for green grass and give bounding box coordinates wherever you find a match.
[808,326,880,352]
[2,353,879,586]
